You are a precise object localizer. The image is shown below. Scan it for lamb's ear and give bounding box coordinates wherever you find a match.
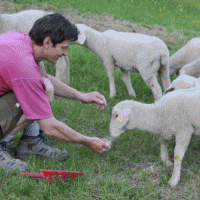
[116,108,131,129]
[77,28,86,45]
[164,87,174,95]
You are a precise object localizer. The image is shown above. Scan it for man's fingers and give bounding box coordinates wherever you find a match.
[97,148,108,154]
[97,104,105,110]
[101,138,111,149]
[95,97,104,105]
[89,137,111,154]
[95,92,107,107]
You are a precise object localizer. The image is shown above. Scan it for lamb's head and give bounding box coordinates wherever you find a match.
[164,75,199,94]
[109,103,131,138]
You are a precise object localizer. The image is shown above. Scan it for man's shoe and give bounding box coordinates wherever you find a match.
[0,141,27,171]
[38,130,51,146]
[16,135,69,161]
[0,141,11,152]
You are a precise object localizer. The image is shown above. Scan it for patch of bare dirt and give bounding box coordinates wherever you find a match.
[0,0,194,51]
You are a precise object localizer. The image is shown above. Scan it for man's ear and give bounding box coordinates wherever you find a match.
[43,37,53,49]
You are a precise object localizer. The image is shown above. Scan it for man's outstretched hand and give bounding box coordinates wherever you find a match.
[86,137,111,154]
[80,92,107,110]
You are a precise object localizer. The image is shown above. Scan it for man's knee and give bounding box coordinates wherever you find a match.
[43,78,54,103]
[0,92,23,139]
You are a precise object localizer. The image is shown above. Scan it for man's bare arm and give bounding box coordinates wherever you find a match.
[38,117,110,153]
[48,74,107,109]
[48,74,83,100]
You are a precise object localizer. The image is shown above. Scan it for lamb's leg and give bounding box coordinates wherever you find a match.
[103,60,116,98]
[140,72,162,101]
[55,56,70,85]
[120,68,136,97]
[158,65,171,92]
[168,130,192,187]
[160,138,173,168]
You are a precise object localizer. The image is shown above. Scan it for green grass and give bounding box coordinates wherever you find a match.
[1,0,200,199]
[13,0,200,35]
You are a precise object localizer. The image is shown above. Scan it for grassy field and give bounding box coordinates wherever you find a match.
[14,0,200,35]
[1,0,200,199]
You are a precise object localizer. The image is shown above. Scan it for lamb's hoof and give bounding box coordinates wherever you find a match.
[128,90,136,97]
[109,93,116,98]
[166,160,173,168]
[168,178,179,187]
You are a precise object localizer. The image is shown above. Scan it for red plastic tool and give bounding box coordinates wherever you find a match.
[20,169,85,183]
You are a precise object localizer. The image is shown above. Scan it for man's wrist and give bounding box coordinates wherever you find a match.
[79,135,90,146]
[76,92,85,102]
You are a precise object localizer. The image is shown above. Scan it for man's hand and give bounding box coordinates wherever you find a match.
[80,92,107,110]
[86,137,110,154]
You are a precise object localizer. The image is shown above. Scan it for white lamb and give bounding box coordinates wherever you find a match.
[109,88,200,186]
[0,9,70,84]
[74,24,171,101]
[169,37,200,77]
[164,74,200,94]
[179,57,200,78]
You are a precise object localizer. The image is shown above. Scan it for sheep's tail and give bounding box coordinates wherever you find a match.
[158,54,171,92]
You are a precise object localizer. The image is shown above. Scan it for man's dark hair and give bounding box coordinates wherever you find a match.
[29,13,78,46]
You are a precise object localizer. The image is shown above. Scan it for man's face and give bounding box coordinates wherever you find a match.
[45,39,71,64]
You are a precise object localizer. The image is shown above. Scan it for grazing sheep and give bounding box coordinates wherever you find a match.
[169,37,200,76]
[164,74,200,94]
[179,57,200,78]
[0,9,70,84]
[74,24,171,101]
[109,88,200,186]
[0,9,49,34]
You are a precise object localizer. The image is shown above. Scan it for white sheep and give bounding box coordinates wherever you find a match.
[74,24,171,101]
[0,9,70,84]
[179,57,200,77]
[109,88,200,186]
[164,74,200,94]
[169,37,200,77]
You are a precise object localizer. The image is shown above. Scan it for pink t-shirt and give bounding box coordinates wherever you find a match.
[0,31,53,120]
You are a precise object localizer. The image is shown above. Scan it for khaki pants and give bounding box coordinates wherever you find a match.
[0,92,23,139]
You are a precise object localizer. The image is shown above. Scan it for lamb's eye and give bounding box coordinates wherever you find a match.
[116,114,118,118]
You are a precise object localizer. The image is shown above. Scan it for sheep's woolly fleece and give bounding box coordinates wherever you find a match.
[0,0,189,48]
